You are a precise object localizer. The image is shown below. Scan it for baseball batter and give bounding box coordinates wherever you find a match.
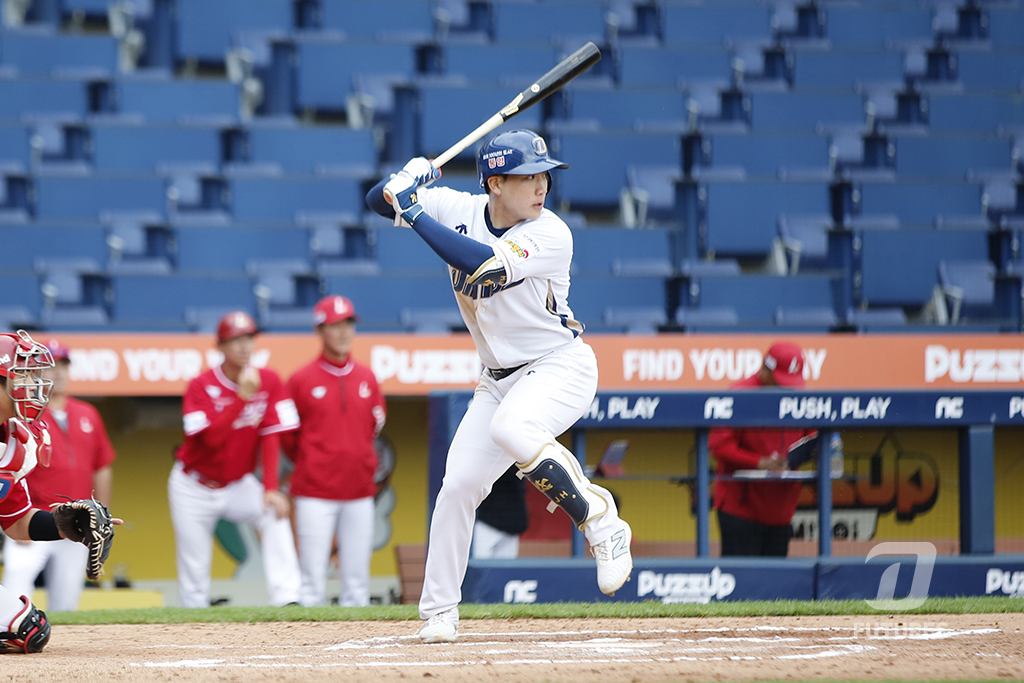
[283,295,386,607]
[366,130,633,643]
[2,338,116,611]
[168,311,301,608]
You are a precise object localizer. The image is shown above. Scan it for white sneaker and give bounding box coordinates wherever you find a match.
[593,521,632,596]
[419,607,459,643]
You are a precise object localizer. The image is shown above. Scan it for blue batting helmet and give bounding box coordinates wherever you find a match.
[477,129,568,189]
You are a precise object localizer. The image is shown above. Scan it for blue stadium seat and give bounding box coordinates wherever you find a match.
[955,52,1024,90]
[399,307,466,334]
[774,305,838,331]
[855,181,983,226]
[33,175,168,221]
[259,306,318,332]
[90,123,222,172]
[0,125,31,168]
[602,306,669,334]
[572,226,673,275]
[565,275,667,332]
[988,7,1024,48]
[440,43,556,85]
[675,305,739,331]
[116,75,241,123]
[859,229,988,307]
[662,5,773,47]
[0,276,42,322]
[791,49,905,89]
[320,0,435,42]
[894,136,1013,179]
[0,304,36,331]
[176,0,293,64]
[229,176,364,222]
[0,29,118,77]
[617,45,733,88]
[185,305,246,333]
[551,130,681,210]
[0,79,88,119]
[323,274,456,331]
[936,259,997,324]
[749,91,865,130]
[0,223,108,269]
[777,214,832,273]
[694,273,834,324]
[491,0,607,44]
[373,226,447,275]
[34,257,105,306]
[822,6,934,47]
[709,131,831,177]
[418,82,543,160]
[845,307,908,331]
[295,37,417,115]
[112,273,256,328]
[701,180,830,259]
[245,123,377,176]
[927,93,1024,132]
[175,225,311,270]
[565,87,687,131]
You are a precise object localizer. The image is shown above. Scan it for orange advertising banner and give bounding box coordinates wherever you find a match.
[50,332,1024,397]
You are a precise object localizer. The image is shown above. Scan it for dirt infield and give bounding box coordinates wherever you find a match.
[5,614,1022,681]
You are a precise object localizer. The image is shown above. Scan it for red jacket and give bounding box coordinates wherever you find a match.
[27,397,116,505]
[283,355,385,501]
[709,375,816,526]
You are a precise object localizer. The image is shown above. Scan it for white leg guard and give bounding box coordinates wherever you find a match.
[518,443,611,531]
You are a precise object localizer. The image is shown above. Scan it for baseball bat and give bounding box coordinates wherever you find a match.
[384,41,601,203]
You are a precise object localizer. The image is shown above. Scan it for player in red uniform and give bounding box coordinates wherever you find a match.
[283,295,386,607]
[3,338,117,611]
[168,311,301,608]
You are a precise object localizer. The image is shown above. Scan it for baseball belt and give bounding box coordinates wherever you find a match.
[487,363,527,381]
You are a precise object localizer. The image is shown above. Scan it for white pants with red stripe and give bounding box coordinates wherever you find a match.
[2,538,89,611]
[294,495,374,607]
[168,462,300,608]
[418,339,622,620]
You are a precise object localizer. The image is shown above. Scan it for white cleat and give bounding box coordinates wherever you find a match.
[593,521,632,596]
[419,607,459,643]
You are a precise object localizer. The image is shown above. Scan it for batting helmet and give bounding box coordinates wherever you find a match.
[477,129,568,189]
[216,311,259,343]
[0,330,55,423]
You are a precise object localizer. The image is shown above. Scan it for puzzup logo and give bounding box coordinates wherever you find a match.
[864,542,937,610]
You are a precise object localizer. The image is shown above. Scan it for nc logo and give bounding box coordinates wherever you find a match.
[704,397,733,419]
[503,580,538,603]
[934,396,964,419]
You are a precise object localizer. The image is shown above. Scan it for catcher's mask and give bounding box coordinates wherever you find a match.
[0,330,55,424]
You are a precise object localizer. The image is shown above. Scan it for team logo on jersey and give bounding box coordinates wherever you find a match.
[80,417,94,433]
[311,386,327,399]
[205,386,222,399]
[504,240,529,260]
[456,223,467,235]
[359,381,371,398]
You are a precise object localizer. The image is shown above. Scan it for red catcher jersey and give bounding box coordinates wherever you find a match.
[0,478,32,530]
[26,397,116,506]
[284,356,385,500]
[177,365,299,486]
[709,375,817,527]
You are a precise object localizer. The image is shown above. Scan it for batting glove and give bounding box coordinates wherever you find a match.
[401,157,441,187]
[383,171,425,226]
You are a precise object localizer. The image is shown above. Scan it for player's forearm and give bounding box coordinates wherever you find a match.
[260,432,281,492]
[92,466,113,507]
[193,401,247,451]
[5,509,63,542]
[708,431,763,469]
[365,177,395,218]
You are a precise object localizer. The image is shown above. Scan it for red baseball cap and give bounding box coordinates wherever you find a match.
[216,310,259,343]
[45,338,71,363]
[313,295,359,326]
[763,341,805,387]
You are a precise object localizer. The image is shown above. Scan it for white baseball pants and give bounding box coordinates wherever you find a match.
[168,462,301,608]
[2,538,89,611]
[418,339,622,619]
[471,520,519,560]
[0,583,25,626]
[294,495,374,607]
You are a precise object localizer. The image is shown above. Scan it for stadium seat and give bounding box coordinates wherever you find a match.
[440,43,556,85]
[749,91,865,131]
[399,307,466,334]
[245,122,377,176]
[821,6,934,47]
[774,305,838,331]
[320,0,435,42]
[854,181,983,226]
[0,223,108,268]
[693,273,834,324]
[618,45,733,88]
[927,93,1024,132]
[0,79,88,119]
[0,305,36,331]
[571,227,673,276]
[176,0,293,65]
[662,5,773,47]
[564,87,687,131]
[859,229,988,308]
[185,305,248,333]
[602,306,668,334]
[229,176,364,222]
[0,276,43,324]
[112,273,256,328]
[675,305,740,331]
[259,306,318,332]
[894,136,1013,179]
[90,123,222,172]
[116,74,241,123]
[775,214,832,274]
[373,226,448,276]
[701,180,830,259]
[954,52,1024,90]
[709,131,831,178]
[0,125,31,169]
[491,0,607,45]
[0,28,118,77]
[791,49,905,89]
[294,37,417,115]
[844,307,908,331]
[35,257,106,308]
[566,275,667,332]
[934,259,996,324]
[323,274,457,331]
[988,6,1024,48]
[175,225,311,271]
[33,175,168,221]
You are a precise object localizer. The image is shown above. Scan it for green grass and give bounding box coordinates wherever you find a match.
[48,596,1024,626]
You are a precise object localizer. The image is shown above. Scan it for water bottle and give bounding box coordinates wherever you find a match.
[830,432,844,479]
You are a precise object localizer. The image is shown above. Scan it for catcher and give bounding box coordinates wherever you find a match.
[0,331,120,654]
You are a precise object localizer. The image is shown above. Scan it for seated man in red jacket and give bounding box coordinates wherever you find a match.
[709,341,817,557]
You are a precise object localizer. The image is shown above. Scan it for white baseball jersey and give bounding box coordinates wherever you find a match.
[418,186,583,370]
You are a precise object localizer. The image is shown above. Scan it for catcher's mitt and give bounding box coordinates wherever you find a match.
[51,497,115,580]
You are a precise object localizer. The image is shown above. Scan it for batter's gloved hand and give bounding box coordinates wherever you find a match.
[400,157,441,188]
[51,497,116,580]
[383,171,426,226]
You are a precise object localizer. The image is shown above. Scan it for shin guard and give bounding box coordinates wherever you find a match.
[518,443,609,530]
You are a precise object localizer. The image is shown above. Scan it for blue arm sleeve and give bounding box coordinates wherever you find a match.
[364,177,494,275]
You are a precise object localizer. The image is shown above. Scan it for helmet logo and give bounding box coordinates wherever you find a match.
[487,155,507,170]
[532,138,548,155]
